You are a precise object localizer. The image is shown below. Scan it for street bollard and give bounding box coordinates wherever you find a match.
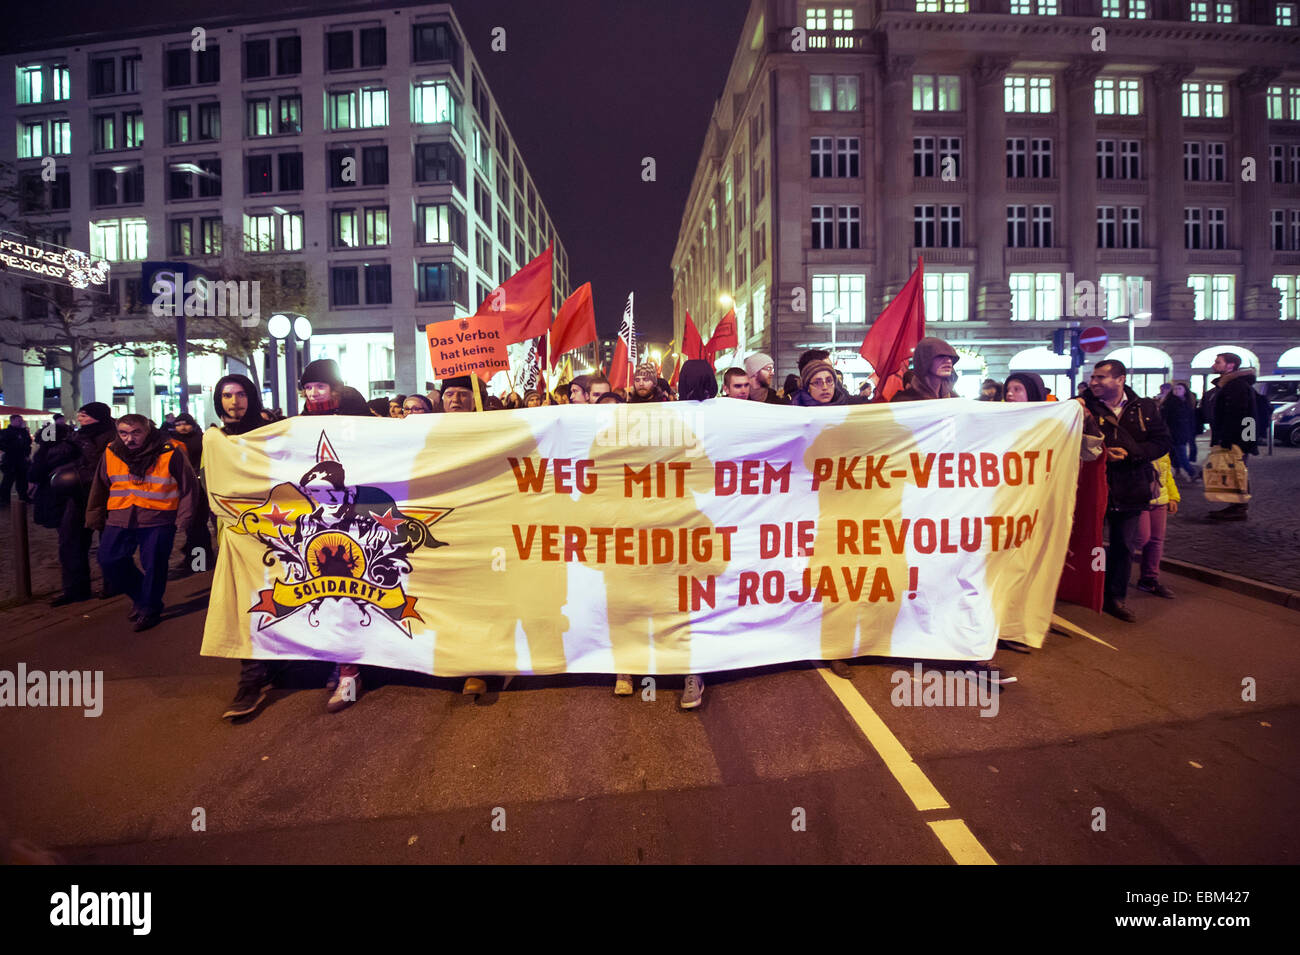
[11,499,31,600]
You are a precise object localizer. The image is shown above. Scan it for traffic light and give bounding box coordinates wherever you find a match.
[1051,327,1080,356]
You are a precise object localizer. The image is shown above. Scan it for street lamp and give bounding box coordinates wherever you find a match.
[268,313,312,414]
[1112,311,1152,379]
[718,293,733,307]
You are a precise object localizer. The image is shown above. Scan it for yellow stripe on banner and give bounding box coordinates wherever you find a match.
[927,819,997,865]
[816,667,948,812]
[816,667,999,865]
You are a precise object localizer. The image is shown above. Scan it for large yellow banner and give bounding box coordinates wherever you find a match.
[201,400,1082,675]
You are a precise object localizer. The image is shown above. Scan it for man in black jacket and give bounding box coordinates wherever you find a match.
[1082,359,1172,623]
[0,415,32,505]
[1202,352,1257,521]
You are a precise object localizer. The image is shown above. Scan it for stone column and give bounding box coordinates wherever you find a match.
[879,54,914,305]
[1150,63,1195,323]
[972,56,1013,322]
[1064,58,1103,313]
[1236,65,1283,321]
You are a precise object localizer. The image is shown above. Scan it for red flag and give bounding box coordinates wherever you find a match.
[549,282,597,368]
[476,243,554,345]
[681,310,705,361]
[608,293,636,391]
[703,309,737,368]
[860,257,926,402]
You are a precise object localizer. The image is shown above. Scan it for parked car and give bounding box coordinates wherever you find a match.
[1256,374,1300,411]
[1272,398,1300,447]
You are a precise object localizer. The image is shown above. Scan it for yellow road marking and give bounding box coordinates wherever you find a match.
[816,667,997,865]
[927,819,997,865]
[1050,612,1118,651]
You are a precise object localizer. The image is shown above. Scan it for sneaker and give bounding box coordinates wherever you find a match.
[133,613,161,632]
[327,674,361,712]
[1136,578,1175,599]
[222,683,270,720]
[1103,600,1137,623]
[613,673,634,696]
[680,675,704,709]
[967,661,1018,685]
[462,676,487,696]
[127,607,143,623]
[829,659,852,679]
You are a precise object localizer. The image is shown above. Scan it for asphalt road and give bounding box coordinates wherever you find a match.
[0,562,1295,865]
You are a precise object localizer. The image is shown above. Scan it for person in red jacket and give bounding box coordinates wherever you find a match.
[85,414,198,632]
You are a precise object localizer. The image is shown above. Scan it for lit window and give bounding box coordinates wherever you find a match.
[327,91,355,130]
[1005,74,1054,113]
[1009,273,1061,322]
[831,7,854,29]
[923,272,969,321]
[17,65,43,104]
[913,74,961,111]
[835,75,859,111]
[1215,1,1236,21]
[281,212,303,251]
[915,0,968,9]
[1190,0,1208,20]
[243,213,275,252]
[1274,275,1300,319]
[811,274,866,324]
[18,121,42,158]
[359,88,388,128]
[50,119,70,154]
[1187,274,1234,321]
[811,75,832,112]
[413,80,458,125]
[1278,3,1297,25]
[806,7,827,29]
[52,66,69,101]
[1182,81,1227,119]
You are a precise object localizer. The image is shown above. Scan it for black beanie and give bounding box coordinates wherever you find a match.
[79,402,112,424]
[299,358,343,390]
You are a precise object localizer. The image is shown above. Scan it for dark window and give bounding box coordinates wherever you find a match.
[331,266,359,306]
[165,49,191,87]
[18,172,45,213]
[166,105,190,144]
[362,145,388,185]
[277,36,302,75]
[412,22,462,70]
[365,263,392,303]
[246,155,272,194]
[198,159,222,197]
[201,217,223,253]
[328,147,356,187]
[278,152,303,191]
[245,40,271,79]
[416,261,466,304]
[93,168,117,205]
[50,172,70,210]
[91,58,115,95]
[278,95,302,134]
[196,46,220,84]
[121,56,141,93]
[121,165,144,203]
[198,102,221,140]
[327,31,353,71]
[168,166,193,200]
[415,142,464,193]
[360,28,386,67]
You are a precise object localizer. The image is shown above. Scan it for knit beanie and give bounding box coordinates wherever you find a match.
[800,359,835,392]
[744,353,774,377]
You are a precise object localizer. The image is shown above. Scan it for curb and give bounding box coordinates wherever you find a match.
[1160,557,1300,612]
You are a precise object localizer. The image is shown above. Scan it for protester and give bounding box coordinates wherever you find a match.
[0,414,32,505]
[781,374,800,400]
[1004,372,1105,462]
[569,375,594,404]
[402,394,435,415]
[1135,454,1179,600]
[367,397,391,417]
[1160,381,1200,483]
[210,376,277,720]
[389,396,406,418]
[587,374,612,401]
[858,381,873,401]
[504,392,521,409]
[1081,359,1172,623]
[523,390,544,408]
[628,362,668,402]
[891,338,959,402]
[657,377,676,401]
[1202,352,1258,521]
[722,367,750,399]
[26,420,70,528]
[168,413,213,579]
[442,376,481,413]
[979,379,1004,402]
[792,359,853,406]
[485,396,505,411]
[85,414,198,632]
[596,392,625,404]
[797,349,830,371]
[745,353,786,404]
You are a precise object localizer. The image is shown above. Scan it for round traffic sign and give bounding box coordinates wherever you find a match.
[1078,325,1108,353]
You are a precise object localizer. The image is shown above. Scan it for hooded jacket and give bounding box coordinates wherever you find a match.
[213,374,267,435]
[891,337,960,402]
[1003,372,1047,403]
[1082,385,1172,511]
[677,360,718,401]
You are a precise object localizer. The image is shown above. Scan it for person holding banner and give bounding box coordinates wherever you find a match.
[628,363,669,403]
[745,354,786,404]
[402,395,435,415]
[890,338,960,402]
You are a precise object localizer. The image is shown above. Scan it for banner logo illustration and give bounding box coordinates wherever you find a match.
[215,431,453,635]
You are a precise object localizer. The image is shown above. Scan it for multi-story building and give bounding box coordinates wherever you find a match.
[1,1,570,420]
[673,0,1300,399]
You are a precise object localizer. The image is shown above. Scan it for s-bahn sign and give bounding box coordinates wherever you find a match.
[0,234,111,290]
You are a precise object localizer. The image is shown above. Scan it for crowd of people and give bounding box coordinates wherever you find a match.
[0,339,1266,720]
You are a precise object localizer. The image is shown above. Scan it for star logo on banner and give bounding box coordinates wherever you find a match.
[374,508,402,533]
[265,503,293,528]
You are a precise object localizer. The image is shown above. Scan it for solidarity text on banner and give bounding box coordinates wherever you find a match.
[200,400,1083,675]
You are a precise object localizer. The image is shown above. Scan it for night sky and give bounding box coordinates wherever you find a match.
[6,0,754,345]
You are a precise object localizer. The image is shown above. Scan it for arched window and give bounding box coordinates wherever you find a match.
[1008,346,1074,400]
[1102,345,1172,398]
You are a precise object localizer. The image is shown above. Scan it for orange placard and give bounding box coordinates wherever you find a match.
[427,314,508,382]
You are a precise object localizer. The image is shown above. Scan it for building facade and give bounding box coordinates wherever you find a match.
[1,1,570,422]
[672,0,1300,398]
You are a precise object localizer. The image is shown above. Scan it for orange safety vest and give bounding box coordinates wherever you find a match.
[105,445,180,511]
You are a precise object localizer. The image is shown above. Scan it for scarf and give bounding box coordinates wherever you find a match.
[109,426,172,480]
[303,397,340,415]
